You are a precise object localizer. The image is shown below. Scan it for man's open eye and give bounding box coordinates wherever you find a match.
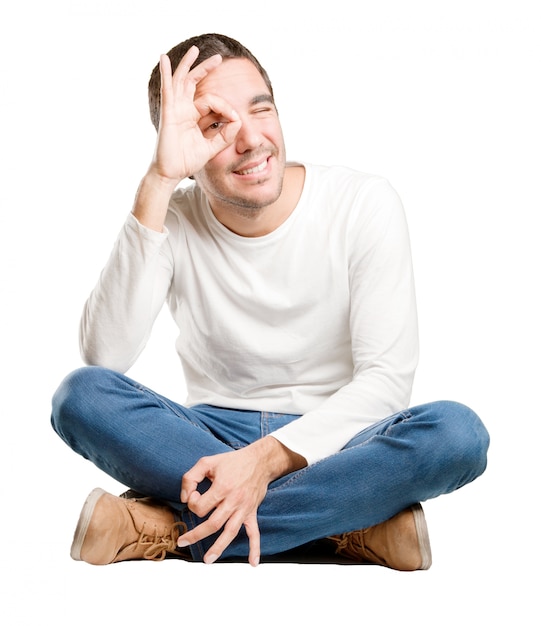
[202,120,225,135]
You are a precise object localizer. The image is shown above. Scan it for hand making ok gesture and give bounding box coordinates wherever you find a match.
[152,46,241,183]
[132,46,241,231]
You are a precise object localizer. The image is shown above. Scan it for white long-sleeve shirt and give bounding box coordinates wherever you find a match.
[80,163,418,464]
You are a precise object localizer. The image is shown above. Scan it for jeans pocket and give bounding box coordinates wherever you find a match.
[260,412,301,437]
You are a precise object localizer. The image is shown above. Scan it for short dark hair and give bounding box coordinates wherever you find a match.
[148,33,274,131]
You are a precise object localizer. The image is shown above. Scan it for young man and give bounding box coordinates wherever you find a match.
[51,33,489,570]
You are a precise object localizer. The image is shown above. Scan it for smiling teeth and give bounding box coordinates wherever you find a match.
[237,160,267,175]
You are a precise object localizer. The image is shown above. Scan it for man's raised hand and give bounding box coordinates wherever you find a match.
[151,46,241,184]
[132,46,240,232]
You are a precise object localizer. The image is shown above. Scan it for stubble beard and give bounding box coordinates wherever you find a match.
[199,148,286,218]
[219,177,284,218]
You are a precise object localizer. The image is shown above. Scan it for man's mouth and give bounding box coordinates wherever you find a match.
[234,158,269,176]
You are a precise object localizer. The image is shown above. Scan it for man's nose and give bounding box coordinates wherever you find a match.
[235,116,263,153]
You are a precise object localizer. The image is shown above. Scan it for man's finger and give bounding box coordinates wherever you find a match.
[181,456,213,502]
[177,506,232,549]
[185,52,223,84]
[159,54,172,89]
[202,513,246,564]
[194,93,239,124]
[244,514,261,567]
[211,118,242,153]
[170,45,200,83]
[172,48,222,94]
[186,486,222,518]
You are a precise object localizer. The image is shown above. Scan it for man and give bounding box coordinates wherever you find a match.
[51,33,489,570]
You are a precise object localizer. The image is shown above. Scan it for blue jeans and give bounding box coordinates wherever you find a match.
[51,366,489,562]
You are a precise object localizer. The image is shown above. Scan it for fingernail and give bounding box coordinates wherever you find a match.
[177,539,190,548]
[180,490,187,502]
[205,553,218,564]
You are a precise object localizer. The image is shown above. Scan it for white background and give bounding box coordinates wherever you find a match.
[1,0,539,623]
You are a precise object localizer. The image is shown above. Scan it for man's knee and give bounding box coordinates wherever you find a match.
[428,400,490,484]
[51,366,114,439]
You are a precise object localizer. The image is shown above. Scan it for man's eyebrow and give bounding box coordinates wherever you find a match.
[250,94,275,106]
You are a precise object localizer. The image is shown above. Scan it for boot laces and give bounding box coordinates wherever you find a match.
[329,529,369,560]
[135,521,188,561]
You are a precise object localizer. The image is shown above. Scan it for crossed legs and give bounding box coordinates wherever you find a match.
[51,366,489,564]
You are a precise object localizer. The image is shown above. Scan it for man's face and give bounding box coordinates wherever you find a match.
[193,58,286,215]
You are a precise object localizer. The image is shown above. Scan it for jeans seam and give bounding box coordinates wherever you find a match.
[382,410,413,436]
[134,384,213,435]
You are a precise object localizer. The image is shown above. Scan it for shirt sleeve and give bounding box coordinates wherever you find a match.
[271,179,419,464]
[79,213,173,372]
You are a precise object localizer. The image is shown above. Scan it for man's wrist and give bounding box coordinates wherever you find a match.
[145,164,185,191]
[131,170,179,232]
[254,436,307,482]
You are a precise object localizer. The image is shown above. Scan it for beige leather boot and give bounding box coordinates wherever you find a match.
[330,503,432,570]
[70,488,188,565]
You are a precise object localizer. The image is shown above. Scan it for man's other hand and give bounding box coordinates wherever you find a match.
[178,436,306,566]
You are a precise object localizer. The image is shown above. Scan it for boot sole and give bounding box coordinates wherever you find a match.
[70,488,107,561]
[411,503,432,570]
